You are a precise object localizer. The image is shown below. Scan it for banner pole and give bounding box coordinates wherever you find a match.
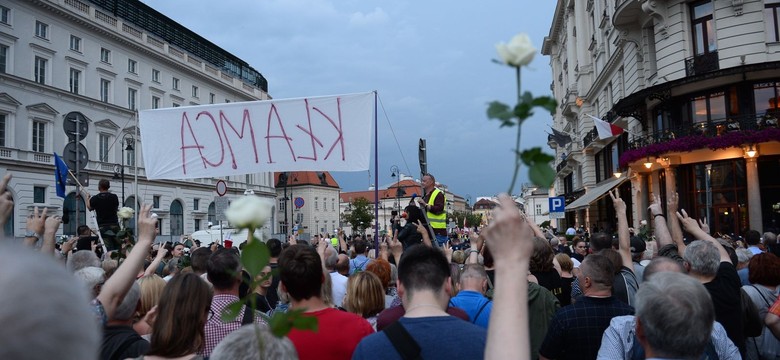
[373,91,379,251]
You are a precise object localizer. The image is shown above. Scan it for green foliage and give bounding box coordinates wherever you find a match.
[450,210,483,228]
[344,197,374,233]
[221,300,246,323]
[518,147,556,188]
[269,308,318,337]
[540,220,551,228]
[241,239,270,279]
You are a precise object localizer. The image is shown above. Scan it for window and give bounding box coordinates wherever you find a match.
[153,195,160,208]
[170,200,183,236]
[208,202,216,224]
[33,186,46,204]
[0,114,6,147]
[754,82,780,116]
[0,44,7,73]
[69,68,81,94]
[689,91,726,124]
[35,21,48,39]
[69,35,81,52]
[767,0,780,42]
[127,88,137,110]
[63,193,86,235]
[691,1,716,55]
[209,93,215,104]
[152,96,161,109]
[127,59,137,74]
[0,6,9,25]
[100,48,111,63]
[151,68,160,83]
[126,146,135,166]
[192,85,198,98]
[34,56,46,84]
[172,77,179,90]
[315,197,319,210]
[32,121,45,152]
[225,99,231,103]
[100,79,111,102]
[194,219,201,231]
[172,103,180,107]
[536,204,542,215]
[99,134,109,162]
[193,198,200,210]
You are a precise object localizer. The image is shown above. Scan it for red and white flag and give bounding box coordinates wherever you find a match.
[588,114,625,140]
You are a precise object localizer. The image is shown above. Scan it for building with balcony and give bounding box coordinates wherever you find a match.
[543,0,780,236]
[0,0,274,239]
[274,171,340,239]
[520,184,552,226]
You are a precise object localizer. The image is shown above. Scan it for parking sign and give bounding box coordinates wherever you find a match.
[549,196,565,213]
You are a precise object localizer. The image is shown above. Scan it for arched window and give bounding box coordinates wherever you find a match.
[170,200,183,236]
[207,201,215,226]
[2,193,12,237]
[63,192,86,235]
[123,196,138,234]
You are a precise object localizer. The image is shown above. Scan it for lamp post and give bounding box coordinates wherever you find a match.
[390,165,400,210]
[113,134,134,204]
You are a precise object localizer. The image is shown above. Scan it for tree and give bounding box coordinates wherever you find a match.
[345,197,374,235]
[451,210,483,230]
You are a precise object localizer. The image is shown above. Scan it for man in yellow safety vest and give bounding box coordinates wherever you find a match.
[417,173,448,246]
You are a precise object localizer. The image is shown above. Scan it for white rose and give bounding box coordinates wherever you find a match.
[117,207,135,220]
[640,220,648,226]
[224,196,272,229]
[496,33,536,67]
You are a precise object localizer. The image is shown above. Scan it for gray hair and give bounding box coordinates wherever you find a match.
[324,246,338,270]
[736,248,753,265]
[210,324,297,360]
[635,272,714,358]
[0,244,100,360]
[67,250,100,272]
[459,264,487,285]
[764,232,777,246]
[549,237,560,247]
[683,240,721,277]
[112,282,140,321]
[73,266,106,297]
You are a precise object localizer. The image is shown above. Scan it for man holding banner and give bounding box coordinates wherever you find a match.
[81,179,120,251]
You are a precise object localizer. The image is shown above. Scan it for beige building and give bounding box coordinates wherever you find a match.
[543,0,780,235]
[0,0,274,239]
[274,172,340,239]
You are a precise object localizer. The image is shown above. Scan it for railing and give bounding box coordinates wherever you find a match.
[94,9,117,27]
[583,127,598,148]
[685,51,719,77]
[64,0,90,13]
[556,161,567,173]
[33,153,51,163]
[628,113,778,150]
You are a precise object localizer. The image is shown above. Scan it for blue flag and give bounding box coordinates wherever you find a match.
[54,153,69,198]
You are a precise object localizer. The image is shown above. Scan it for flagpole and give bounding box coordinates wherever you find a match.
[134,111,139,233]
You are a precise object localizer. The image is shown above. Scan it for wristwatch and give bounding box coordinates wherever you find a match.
[25,230,41,239]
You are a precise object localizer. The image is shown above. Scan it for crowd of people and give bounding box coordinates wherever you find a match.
[2,171,780,360]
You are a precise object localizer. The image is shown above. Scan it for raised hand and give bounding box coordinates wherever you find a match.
[608,189,627,215]
[44,214,63,235]
[675,209,702,233]
[648,194,664,216]
[699,217,710,235]
[26,206,48,236]
[136,204,157,244]
[0,174,13,231]
[482,194,533,266]
[667,192,679,214]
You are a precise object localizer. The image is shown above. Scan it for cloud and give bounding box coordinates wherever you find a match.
[349,7,389,26]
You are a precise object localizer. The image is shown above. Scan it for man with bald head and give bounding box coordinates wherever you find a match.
[324,245,347,307]
[336,253,350,277]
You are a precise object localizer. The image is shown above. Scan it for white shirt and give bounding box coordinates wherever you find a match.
[330,271,348,307]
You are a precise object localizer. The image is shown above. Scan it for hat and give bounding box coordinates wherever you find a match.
[630,236,646,254]
[565,227,577,236]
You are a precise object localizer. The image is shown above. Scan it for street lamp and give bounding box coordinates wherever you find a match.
[113,134,134,204]
[390,165,400,210]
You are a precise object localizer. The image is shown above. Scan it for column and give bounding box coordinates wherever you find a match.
[631,174,646,229]
[745,156,763,231]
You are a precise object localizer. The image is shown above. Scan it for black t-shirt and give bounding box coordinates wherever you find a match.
[397,223,423,249]
[100,325,149,360]
[703,262,745,354]
[560,276,574,306]
[265,262,280,308]
[90,192,119,225]
[533,269,569,306]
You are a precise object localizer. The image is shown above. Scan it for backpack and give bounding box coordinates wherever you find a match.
[744,285,780,359]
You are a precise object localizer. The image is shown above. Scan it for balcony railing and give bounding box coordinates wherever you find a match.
[628,113,777,150]
[685,51,719,77]
[583,127,598,148]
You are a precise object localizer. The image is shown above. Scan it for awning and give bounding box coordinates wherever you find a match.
[565,175,629,211]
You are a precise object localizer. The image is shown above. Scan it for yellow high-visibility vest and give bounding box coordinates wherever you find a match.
[426,188,446,229]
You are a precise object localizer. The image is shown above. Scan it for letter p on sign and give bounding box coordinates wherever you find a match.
[549,196,565,213]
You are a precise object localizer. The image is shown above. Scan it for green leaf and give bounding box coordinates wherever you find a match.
[486,101,514,124]
[529,163,556,188]
[531,96,558,115]
[268,309,319,338]
[221,300,245,323]
[241,237,270,278]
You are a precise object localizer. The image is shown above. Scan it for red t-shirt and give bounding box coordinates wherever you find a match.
[287,307,374,360]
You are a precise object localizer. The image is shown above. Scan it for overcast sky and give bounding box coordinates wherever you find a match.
[141,0,558,198]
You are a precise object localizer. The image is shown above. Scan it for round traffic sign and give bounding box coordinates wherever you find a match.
[294,197,304,208]
[63,141,89,170]
[63,112,89,141]
[216,180,227,196]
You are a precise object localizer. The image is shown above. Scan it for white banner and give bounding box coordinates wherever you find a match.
[139,92,375,179]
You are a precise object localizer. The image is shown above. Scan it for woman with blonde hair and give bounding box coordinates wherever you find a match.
[134,274,167,335]
[342,271,386,330]
[138,272,213,360]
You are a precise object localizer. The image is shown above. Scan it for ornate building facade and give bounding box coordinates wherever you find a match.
[544,0,780,235]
